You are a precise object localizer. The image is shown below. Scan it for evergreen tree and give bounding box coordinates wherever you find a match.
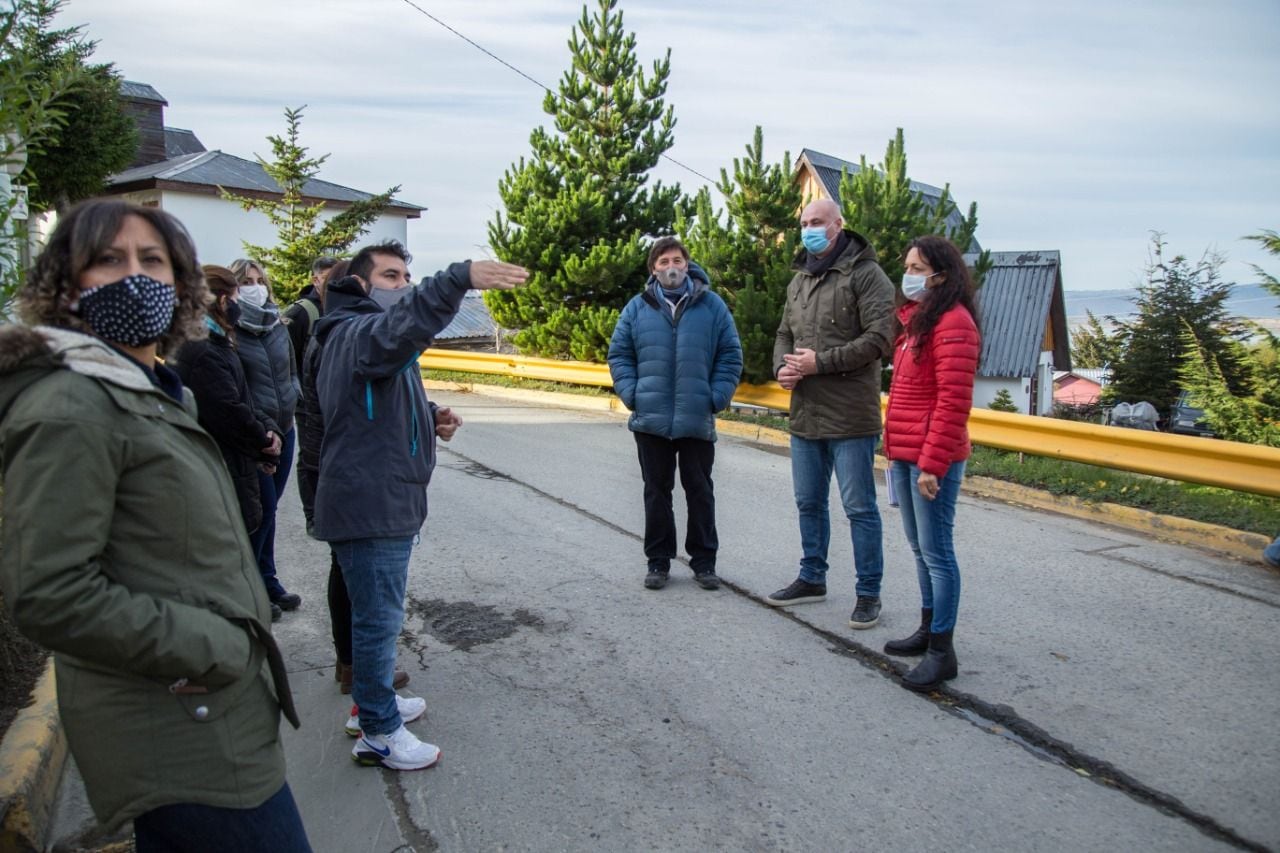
[1245,228,1280,303]
[1069,310,1120,369]
[678,127,800,383]
[988,388,1019,412]
[486,0,681,361]
[1105,234,1251,416]
[0,0,85,308]
[7,0,136,213]
[221,106,398,303]
[1178,325,1280,446]
[838,128,989,285]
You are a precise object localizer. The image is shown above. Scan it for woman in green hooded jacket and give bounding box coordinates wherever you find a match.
[0,199,309,851]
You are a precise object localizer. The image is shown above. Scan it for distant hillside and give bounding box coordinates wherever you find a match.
[1065,283,1279,330]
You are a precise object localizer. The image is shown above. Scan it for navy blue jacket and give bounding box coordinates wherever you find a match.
[311,263,471,542]
[607,262,743,441]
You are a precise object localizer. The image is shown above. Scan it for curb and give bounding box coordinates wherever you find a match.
[0,659,66,853]
[427,378,1274,567]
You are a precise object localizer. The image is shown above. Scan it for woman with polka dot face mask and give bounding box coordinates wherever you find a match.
[0,199,311,851]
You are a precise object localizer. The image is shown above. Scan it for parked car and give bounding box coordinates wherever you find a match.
[1168,391,1216,438]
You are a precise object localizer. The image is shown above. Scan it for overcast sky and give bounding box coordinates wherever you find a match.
[66,0,1280,291]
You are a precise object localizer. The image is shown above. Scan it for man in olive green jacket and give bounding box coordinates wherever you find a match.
[765,198,896,630]
[0,324,300,833]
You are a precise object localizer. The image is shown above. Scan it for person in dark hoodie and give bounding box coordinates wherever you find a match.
[173,265,283,570]
[312,240,526,771]
[607,236,742,591]
[764,198,895,631]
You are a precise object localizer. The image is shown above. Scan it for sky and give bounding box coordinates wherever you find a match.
[64,0,1280,291]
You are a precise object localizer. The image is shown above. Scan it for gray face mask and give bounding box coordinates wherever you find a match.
[370,286,412,310]
[657,267,686,289]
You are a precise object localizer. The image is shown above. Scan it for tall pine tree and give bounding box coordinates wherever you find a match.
[838,128,987,285]
[1069,310,1120,369]
[221,106,398,303]
[1105,234,1251,415]
[679,126,799,383]
[486,0,681,361]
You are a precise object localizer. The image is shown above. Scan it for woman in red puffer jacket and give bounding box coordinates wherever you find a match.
[881,235,981,692]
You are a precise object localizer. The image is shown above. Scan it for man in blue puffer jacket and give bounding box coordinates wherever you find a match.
[608,237,743,591]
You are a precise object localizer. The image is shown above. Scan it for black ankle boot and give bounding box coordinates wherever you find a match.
[902,630,957,692]
[884,608,932,656]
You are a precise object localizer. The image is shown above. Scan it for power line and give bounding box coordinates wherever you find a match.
[396,0,718,186]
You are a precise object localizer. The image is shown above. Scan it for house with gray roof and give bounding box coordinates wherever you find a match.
[792,147,1068,414]
[106,82,424,268]
[967,250,1071,414]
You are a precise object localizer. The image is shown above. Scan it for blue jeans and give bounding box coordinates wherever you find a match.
[791,435,883,596]
[332,535,415,737]
[133,782,311,853]
[250,427,296,600]
[891,460,965,633]
[1264,535,1280,567]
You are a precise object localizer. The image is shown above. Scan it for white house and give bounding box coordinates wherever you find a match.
[105,82,424,267]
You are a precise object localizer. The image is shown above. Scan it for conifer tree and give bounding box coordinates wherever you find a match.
[1105,234,1251,416]
[838,128,988,285]
[1069,310,1120,369]
[486,0,681,361]
[221,106,397,303]
[6,0,135,213]
[679,127,799,383]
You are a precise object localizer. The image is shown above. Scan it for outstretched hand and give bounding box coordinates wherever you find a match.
[470,261,528,291]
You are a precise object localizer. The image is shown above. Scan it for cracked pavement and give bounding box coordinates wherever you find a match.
[252,389,1280,852]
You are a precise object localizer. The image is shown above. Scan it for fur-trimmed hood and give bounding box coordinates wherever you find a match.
[0,325,156,419]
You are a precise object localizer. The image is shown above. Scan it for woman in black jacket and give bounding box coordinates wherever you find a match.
[173,265,284,616]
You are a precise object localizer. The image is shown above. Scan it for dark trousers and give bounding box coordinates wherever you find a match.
[634,431,717,573]
[133,783,312,853]
[327,550,353,665]
[249,427,296,600]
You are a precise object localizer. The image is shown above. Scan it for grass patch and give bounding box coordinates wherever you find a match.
[424,368,613,398]
[720,408,790,432]
[966,446,1280,536]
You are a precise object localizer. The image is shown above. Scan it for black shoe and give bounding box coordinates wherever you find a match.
[848,596,881,629]
[273,592,302,611]
[270,602,283,622]
[693,571,720,590]
[884,608,932,656]
[644,570,669,590]
[764,578,826,607]
[902,630,958,692]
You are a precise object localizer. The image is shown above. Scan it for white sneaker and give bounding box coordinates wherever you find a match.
[344,695,427,737]
[351,724,441,770]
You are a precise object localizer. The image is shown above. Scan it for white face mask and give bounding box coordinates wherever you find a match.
[239,283,269,308]
[901,273,935,302]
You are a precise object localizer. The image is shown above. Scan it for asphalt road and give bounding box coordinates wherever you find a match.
[51,388,1280,852]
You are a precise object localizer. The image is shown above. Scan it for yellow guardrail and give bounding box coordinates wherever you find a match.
[421,349,1280,498]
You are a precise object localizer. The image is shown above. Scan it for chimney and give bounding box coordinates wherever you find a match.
[118,81,169,168]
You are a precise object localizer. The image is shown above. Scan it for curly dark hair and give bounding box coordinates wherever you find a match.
[17,198,210,356]
[902,235,980,352]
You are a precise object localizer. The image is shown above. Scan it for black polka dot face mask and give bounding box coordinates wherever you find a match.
[76,274,178,348]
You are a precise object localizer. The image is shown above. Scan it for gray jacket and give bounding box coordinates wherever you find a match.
[311,264,471,542]
[235,300,299,433]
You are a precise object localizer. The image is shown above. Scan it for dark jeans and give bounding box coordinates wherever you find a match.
[327,549,353,665]
[133,783,312,853]
[634,431,717,573]
[249,427,296,600]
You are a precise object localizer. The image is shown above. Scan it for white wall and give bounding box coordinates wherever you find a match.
[974,376,1030,414]
[132,190,411,269]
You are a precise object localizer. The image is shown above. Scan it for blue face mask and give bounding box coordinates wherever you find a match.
[801,226,831,254]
